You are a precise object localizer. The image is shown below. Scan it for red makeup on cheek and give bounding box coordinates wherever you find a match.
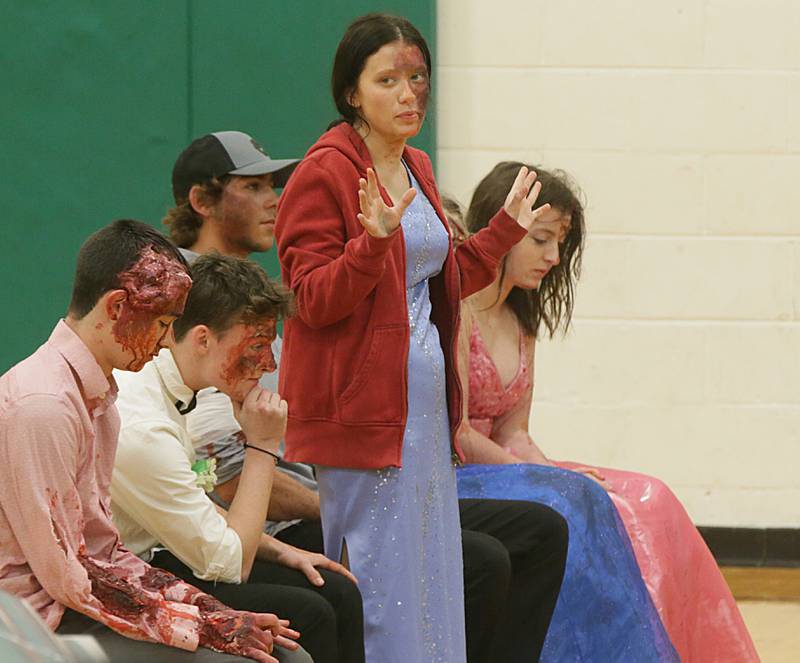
[220,320,278,387]
[112,246,192,370]
[395,45,429,114]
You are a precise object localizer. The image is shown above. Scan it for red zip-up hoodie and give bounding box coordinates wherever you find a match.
[275,123,526,469]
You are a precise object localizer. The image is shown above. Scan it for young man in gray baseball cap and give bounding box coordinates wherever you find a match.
[166,131,300,258]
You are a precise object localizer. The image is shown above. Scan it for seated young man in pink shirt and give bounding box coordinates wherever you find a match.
[0,219,308,663]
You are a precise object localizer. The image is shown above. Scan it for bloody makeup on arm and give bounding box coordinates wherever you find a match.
[140,566,226,612]
[77,552,202,649]
[140,566,277,658]
[82,552,281,659]
[80,554,160,620]
[113,246,192,369]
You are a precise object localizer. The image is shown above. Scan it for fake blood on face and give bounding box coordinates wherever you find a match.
[112,246,192,370]
[220,320,277,392]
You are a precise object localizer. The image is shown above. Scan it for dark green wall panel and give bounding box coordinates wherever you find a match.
[188,0,437,278]
[1,3,189,371]
[1,1,436,371]
[189,0,435,158]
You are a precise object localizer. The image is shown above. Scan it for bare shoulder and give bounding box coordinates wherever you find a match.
[524,330,537,360]
[459,299,477,335]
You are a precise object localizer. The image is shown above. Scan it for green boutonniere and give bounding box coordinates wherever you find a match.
[191,458,218,493]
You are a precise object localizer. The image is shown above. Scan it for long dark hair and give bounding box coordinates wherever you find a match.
[466,162,585,338]
[329,13,432,129]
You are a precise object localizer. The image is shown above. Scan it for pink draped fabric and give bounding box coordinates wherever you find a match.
[468,322,759,663]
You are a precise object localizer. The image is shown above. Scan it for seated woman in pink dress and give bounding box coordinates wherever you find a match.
[452,162,759,663]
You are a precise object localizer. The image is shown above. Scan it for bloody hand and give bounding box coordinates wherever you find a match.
[200,609,298,663]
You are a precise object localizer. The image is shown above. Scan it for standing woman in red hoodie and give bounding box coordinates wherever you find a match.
[275,13,548,663]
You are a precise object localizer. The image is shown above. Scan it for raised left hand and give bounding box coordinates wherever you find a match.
[273,540,358,587]
[502,166,551,232]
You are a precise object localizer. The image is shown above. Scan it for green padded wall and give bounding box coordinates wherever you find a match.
[1,1,436,371]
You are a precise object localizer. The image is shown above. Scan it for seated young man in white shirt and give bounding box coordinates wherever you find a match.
[112,253,364,663]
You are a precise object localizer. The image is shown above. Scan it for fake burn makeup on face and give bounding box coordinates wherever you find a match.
[112,246,192,370]
[394,44,429,117]
[220,319,278,390]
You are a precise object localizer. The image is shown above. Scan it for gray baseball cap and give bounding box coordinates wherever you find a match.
[172,130,300,201]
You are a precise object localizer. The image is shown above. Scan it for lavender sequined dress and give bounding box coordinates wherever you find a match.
[316,168,466,663]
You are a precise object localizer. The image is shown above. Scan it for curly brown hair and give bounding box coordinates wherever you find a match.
[466,162,585,339]
[162,176,230,248]
[172,252,293,341]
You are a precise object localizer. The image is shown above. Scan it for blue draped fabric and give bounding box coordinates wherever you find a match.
[457,464,680,662]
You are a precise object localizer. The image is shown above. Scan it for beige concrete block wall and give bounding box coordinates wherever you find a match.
[437,0,800,527]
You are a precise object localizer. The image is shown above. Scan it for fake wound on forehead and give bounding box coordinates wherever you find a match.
[238,305,283,332]
[394,44,426,71]
[118,245,192,313]
[247,319,277,337]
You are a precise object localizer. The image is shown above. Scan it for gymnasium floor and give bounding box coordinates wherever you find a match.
[727,567,800,661]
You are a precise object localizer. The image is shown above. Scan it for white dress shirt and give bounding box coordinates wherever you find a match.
[186,336,318,538]
[111,349,243,584]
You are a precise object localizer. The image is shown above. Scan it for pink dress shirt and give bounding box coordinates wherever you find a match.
[0,321,203,650]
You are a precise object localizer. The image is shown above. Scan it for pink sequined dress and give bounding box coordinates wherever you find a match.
[465,321,759,663]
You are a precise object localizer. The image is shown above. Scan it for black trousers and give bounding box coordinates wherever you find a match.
[459,499,568,663]
[276,499,568,663]
[151,550,365,663]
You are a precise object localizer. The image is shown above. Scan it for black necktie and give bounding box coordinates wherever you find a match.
[174,392,198,415]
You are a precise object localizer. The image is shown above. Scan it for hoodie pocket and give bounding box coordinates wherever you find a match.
[339,324,406,424]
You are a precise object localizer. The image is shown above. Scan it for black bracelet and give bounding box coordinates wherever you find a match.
[243,443,280,464]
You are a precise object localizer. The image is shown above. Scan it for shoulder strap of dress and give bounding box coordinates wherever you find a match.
[519,323,534,373]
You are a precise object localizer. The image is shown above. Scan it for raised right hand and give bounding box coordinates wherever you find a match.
[232,385,287,453]
[357,168,416,238]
